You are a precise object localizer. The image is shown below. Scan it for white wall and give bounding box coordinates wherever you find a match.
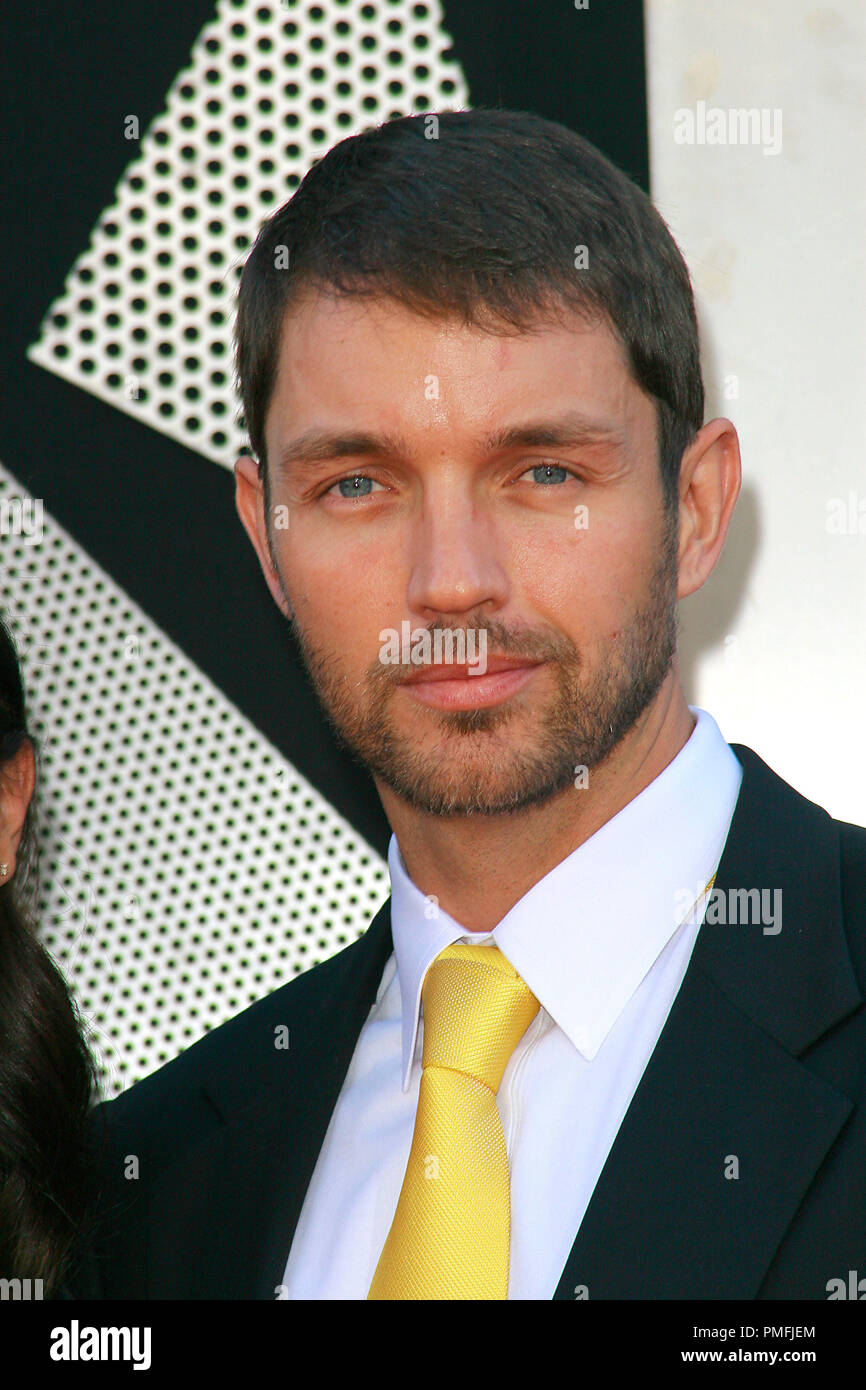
[645,0,866,823]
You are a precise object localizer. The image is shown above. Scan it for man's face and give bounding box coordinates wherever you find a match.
[253,290,681,817]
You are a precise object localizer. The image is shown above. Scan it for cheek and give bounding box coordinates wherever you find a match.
[514,517,652,631]
[278,533,400,639]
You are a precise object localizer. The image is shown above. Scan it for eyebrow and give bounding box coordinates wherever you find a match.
[274,410,624,480]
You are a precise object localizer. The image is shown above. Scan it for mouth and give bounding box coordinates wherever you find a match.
[398,657,546,710]
[400,655,541,684]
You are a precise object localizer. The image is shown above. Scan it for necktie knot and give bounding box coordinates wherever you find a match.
[420,943,540,1093]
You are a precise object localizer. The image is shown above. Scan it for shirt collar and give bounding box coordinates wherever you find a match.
[388,706,743,1087]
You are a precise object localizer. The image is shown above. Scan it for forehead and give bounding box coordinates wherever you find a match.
[265,287,650,449]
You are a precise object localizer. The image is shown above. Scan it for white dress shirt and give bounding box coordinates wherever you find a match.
[281,706,743,1299]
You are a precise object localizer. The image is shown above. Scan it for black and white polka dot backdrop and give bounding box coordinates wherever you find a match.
[27,0,468,474]
[12,0,466,1096]
[1,462,390,1097]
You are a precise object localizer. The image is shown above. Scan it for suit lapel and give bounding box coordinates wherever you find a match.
[554,743,860,1298]
[145,897,394,1298]
[552,960,853,1298]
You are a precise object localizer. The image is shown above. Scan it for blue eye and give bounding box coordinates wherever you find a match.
[328,474,382,499]
[520,463,580,486]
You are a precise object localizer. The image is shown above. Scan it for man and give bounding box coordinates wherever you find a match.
[74,109,866,1300]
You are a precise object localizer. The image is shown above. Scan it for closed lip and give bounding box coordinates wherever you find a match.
[399,657,544,684]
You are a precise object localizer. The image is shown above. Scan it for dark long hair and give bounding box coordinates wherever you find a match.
[0,615,95,1292]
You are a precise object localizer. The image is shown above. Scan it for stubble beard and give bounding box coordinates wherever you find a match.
[277,507,680,818]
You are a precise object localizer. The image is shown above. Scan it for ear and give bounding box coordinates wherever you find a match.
[675,417,742,599]
[0,737,36,882]
[234,455,294,620]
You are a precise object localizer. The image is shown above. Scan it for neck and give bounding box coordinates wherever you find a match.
[376,675,696,934]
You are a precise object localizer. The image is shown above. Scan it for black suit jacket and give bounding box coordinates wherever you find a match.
[71,743,866,1299]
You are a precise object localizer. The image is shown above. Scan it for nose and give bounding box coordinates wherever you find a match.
[405,481,510,620]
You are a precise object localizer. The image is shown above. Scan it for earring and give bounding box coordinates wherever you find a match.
[0,864,7,877]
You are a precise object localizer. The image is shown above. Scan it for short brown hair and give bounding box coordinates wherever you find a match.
[234,107,704,515]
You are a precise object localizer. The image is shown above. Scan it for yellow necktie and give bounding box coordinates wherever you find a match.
[368,942,540,1300]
